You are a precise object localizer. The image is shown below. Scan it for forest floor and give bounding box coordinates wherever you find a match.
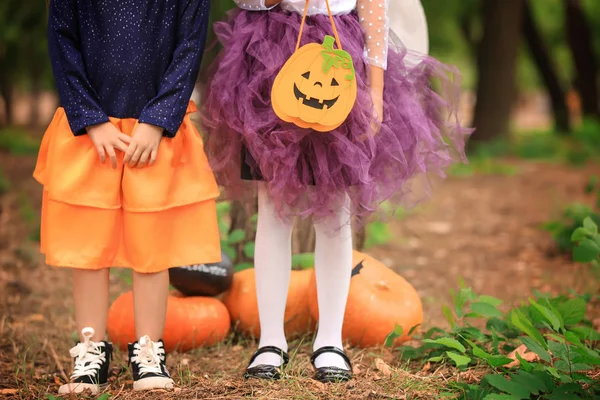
[1,130,600,399]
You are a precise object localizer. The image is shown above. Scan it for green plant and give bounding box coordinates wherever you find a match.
[0,127,40,155]
[544,176,600,253]
[390,219,600,399]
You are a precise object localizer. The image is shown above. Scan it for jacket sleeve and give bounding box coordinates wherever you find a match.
[233,0,278,11]
[357,0,389,70]
[138,0,211,137]
[47,0,110,135]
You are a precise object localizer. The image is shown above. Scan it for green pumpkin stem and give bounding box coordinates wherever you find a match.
[320,35,356,83]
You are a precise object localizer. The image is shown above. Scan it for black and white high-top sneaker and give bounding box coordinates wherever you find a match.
[58,327,112,395]
[128,335,174,391]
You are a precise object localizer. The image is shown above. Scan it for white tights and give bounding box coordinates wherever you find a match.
[249,184,353,370]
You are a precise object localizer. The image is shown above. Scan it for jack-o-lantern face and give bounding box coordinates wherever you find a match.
[272,36,357,132]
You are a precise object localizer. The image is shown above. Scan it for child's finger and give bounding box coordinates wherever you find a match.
[128,146,144,167]
[113,139,128,153]
[138,149,151,167]
[95,145,106,164]
[123,142,137,164]
[118,133,132,144]
[106,145,118,169]
[149,148,158,165]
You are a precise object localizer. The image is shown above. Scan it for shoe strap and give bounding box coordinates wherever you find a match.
[248,346,290,367]
[310,346,352,369]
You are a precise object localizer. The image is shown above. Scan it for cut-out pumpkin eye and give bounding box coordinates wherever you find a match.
[331,78,339,87]
[302,71,311,79]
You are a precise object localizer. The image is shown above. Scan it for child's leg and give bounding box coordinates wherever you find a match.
[132,270,169,340]
[312,199,353,370]
[248,183,294,368]
[73,269,110,341]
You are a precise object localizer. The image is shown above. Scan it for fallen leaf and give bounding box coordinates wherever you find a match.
[352,364,361,375]
[426,222,452,234]
[0,389,18,395]
[506,344,539,368]
[24,314,45,322]
[231,345,243,352]
[421,362,431,372]
[374,358,393,377]
[181,358,190,366]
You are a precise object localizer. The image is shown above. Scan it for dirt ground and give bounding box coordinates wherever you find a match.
[1,148,599,399]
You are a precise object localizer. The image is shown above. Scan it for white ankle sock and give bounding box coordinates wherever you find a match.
[312,200,353,370]
[248,185,294,368]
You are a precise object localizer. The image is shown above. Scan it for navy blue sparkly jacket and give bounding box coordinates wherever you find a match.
[48,0,210,137]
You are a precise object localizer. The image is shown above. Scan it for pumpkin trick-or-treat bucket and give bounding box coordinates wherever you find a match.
[271,0,357,132]
[107,291,231,352]
[221,268,316,338]
[308,251,423,347]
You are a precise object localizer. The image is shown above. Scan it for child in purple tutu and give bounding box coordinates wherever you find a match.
[203,0,470,382]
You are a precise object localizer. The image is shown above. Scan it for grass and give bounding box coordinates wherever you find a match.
[0,126,40,155]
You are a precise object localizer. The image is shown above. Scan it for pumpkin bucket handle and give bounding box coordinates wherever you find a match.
[296,0,342,52]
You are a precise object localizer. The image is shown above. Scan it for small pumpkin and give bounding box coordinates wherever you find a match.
[272,35,357,132]
[107,291,231,352]
[308,251,423,347]
[222,268,316,338]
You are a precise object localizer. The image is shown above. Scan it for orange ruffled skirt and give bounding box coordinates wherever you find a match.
[34,102,221,273]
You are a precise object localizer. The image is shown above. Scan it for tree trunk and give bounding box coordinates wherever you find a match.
[0,72,14,127]
[564,0,599,118]
[522,0,571,133]
[293,218,315,254]
[471,0,525,143]
[29,67,44,128]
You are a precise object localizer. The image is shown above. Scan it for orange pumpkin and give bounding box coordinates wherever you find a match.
[308,251,423,347]
[222,268,316,338]
[272,35,357,132]
[107,291,231,352]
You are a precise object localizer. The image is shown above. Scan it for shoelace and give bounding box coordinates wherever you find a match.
[69,328,106,380]
[131,336,166,376]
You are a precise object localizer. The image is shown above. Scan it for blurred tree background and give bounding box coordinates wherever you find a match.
[1,0,600,256]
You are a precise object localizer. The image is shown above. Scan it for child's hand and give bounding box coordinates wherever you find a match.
[87,123,132,168]
[370,86,384,135]
[124,123,163,168]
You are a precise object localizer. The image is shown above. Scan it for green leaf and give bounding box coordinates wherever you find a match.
[511,309,547,347]
[446,351,471,368]
[427,356,444,362]
[572,238,600,263]
[557,298,586,325]
[408,324,421,336]
[569,325,600,341]
[520,336,552,362]
[570,227,591,242]
[234,262,253,272]
[478,295,504,307]
[228,229,246,244]
[528,299,562,331]
[221,243,236,261]
[442,304,456,328]
[471,301,503,318]
[291,253,314,269]
[484,374,531,399]
[483,395,521,400]
[423,337,466,353]
[384,324,403,348]
[510,371,548,396]
[515,352,532,372]
[97,394,111,400]
[243,242,255,258]
[465,339,512,367]
[583,216,598,232]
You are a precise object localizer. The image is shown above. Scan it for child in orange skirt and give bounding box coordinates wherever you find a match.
[36,0,218,394]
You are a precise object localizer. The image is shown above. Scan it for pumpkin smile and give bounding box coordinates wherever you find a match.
[294,83,339,110]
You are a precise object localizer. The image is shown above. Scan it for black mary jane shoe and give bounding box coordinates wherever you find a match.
[243,346,290,380]
[311,346,353,383]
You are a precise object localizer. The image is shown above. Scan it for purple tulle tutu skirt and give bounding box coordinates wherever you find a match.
[202,8,471,221]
